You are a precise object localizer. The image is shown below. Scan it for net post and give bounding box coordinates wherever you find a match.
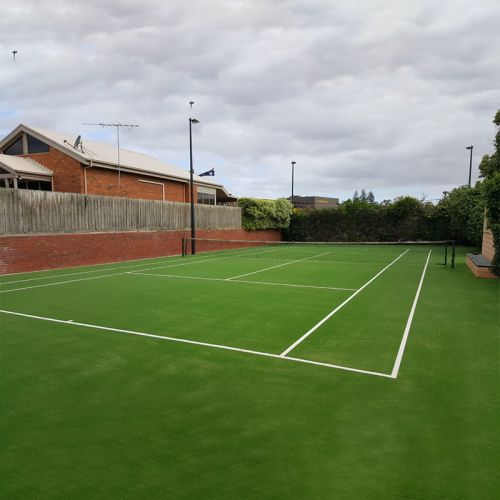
[182,237,185,257]
[444,241,448,266]
[451,241,456,269]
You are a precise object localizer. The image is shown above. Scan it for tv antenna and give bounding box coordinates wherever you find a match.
[82,122,138,187]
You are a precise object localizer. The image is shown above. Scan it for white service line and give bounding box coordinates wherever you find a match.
[279,249,410,357]
[0,309,392,378]
[226,252,331,280]
[390,250,432,378]
[0,256,188,285]
[0,253,250,294]
[129,271,357,291]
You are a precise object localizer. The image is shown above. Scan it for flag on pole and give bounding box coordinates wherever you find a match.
[199,168,215,177]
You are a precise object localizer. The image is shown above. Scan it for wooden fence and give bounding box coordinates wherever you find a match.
[0,188,241,234]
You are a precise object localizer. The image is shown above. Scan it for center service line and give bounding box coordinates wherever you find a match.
[226,252,330,280]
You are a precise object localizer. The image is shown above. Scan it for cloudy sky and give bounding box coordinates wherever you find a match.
[2,0,499,203]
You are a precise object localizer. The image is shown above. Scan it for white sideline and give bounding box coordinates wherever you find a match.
[390,250,432,378]
[0,253,253,294]
[0,309,393,378]
[279,249,410,357]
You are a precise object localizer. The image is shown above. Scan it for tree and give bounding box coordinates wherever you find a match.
[478,109,500,275]
[387,196,426,240]
[444,185,484,246]
[360,189,367,201]
[478,109,500,180]
[367,191,375,204]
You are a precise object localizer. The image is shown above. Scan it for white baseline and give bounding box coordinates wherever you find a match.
[0,309,392,378]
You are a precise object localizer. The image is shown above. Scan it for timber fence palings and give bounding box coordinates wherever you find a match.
[0,188,241,234]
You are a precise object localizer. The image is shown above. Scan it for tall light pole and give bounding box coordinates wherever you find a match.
[291,161,296,241]
[189,117,200,254]
[466,146,473,186]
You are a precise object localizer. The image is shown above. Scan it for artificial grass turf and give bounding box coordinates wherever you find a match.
[0,246,498,499]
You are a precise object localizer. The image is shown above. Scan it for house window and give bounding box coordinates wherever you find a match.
[27,135,50,154]
[17,180,52,191]
[197,192,215,205]
[3,134,50,155]
[4,137,23,155]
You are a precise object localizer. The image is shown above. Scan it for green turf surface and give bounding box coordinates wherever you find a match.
[1,245,498,499]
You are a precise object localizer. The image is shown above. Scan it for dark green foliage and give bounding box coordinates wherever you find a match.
[478,109,500,180]
[478,109,500,275]
[438,186,485,246]
[483,172,500,275]
[285,186,488,246]
[239,197,293,230]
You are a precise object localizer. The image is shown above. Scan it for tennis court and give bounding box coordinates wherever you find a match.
[0,241,442,379]
[1,241,499,499]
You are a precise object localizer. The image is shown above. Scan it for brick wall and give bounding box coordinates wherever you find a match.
[0,229,281,275]
[22,147,196,203]
[85,167,191,202]
[23,148,84,193]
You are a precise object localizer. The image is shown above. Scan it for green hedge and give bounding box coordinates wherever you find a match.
[239,197,293,230]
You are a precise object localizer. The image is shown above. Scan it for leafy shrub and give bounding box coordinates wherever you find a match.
[239,197,293,230]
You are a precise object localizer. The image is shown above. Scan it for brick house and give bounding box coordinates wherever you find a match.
[0,124,236,205]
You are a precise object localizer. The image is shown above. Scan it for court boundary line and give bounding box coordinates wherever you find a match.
[0,250,275,294]
[280,249,410,357]
[0,309,393,378]
[0,245,305,292]
[390,250,432,378]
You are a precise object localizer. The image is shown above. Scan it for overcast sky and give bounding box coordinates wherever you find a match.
[2,0,499,203]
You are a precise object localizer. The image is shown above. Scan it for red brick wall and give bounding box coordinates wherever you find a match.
[23,148,84,193]
[85,167,191,202]
[22,148,196,203]
[0,229,281,275]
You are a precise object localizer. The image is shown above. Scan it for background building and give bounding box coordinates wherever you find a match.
[288,195,339,210]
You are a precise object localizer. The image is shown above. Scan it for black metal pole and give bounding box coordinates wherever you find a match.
[467,145,473,186]
[291,161,296,241]
[189,119,196,254]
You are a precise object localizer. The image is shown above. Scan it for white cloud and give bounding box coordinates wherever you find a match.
[2,0,499,203]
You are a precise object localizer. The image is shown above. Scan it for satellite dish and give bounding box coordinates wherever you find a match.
[73,135,81,149]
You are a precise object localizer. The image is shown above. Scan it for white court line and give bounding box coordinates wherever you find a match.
[0,252,258,294]
[279,249,410,357]
[0,309,392,378]
[226,252,331,280]
[0,246,290,292]
[0,255,188,285]
[129,271,357,291]
[390,250,432,378]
